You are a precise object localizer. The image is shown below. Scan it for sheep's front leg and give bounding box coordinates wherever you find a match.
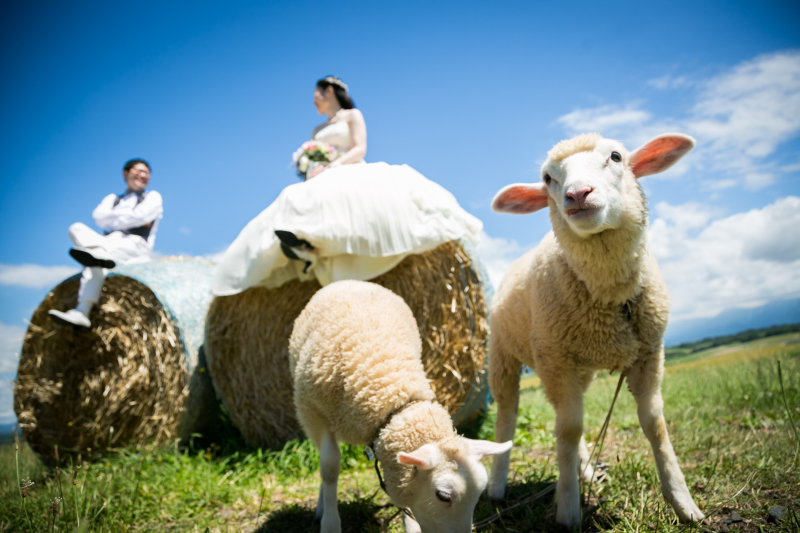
[488,390,518,499]
[627,356,704,523]
[318,431,342,533]
[577,435,595,483]
[549,377,587,530]
[487,347,522,500]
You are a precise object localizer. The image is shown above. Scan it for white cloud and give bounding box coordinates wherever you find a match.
[743,172,776,190]
[0,322,24,375]
[705,178,739,191]
[0,264,78,289]
[476,231,528,289]
[179,226,191,235]
[202,250,226,264]
[691,51,800,162]
[557,105,652,136]
[648,74,692,90]
[557,50,800,189]
[0,377,14,425]
[649,196,800,321]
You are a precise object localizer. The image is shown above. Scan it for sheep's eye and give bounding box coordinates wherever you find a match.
[544,174,552,185]
[435,490,452,503]
[610,152,622,163]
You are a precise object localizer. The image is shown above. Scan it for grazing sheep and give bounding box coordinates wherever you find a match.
[488,133,704,529]
[289,280,511,533]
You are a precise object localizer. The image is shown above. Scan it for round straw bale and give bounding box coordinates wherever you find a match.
[204,240,493,449]
[13,257,217,465]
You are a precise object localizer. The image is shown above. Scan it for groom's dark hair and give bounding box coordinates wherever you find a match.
[317,77,355,110]
[123,158,151,173]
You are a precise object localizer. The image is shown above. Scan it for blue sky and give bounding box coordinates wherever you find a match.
[2,0,799,423]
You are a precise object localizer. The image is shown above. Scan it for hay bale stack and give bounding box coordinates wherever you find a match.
[14,258,217,465]
[205,240,492,449]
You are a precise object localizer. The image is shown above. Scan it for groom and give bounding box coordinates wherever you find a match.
[48,159,164,328]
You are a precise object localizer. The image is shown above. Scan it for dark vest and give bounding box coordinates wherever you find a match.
[109,191,153,240]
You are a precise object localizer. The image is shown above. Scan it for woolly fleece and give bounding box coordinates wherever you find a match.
[488,133,703,527]
[289,280,458,506]
[489,146,669,403]
[547,132,603,162]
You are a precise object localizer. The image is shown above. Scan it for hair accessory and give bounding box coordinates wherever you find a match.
[324,76,349,93]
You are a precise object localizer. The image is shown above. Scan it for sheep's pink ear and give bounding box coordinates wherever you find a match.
[465,439,513,458]
[629,133,696,178]
[397,444,443,470]
[492,183,548,214]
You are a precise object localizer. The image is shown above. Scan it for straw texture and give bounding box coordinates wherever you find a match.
[204,240,491,449]
[13,258,217,465]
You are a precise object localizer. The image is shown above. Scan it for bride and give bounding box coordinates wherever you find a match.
[211,76,483,296]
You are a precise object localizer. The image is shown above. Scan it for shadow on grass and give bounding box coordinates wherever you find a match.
[472,476,618,532]
[255,497,389,533]
[473,477,556,532]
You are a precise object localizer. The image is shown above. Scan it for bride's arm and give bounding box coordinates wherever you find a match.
[328,109,367,167]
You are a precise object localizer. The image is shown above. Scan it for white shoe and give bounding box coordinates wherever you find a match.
[69,247,116,269]
[48,309,91,328]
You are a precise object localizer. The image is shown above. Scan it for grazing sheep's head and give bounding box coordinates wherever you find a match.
[491,133,695,237]
[396,438,512,532]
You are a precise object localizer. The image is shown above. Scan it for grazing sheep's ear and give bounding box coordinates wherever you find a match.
[397,444,443,470]
[492,183,549,214]
[629,133,696,178]
[464,438,513,458]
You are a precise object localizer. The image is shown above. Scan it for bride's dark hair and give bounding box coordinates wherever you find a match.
[317,76,355,109]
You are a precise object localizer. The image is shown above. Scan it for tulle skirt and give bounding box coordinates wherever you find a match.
[211,162,482,296]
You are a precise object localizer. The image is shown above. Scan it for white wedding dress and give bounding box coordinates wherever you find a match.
[211,118,483,296]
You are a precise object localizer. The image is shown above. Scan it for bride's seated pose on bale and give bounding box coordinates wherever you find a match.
[212,76,481,295]
[48,159,163,328]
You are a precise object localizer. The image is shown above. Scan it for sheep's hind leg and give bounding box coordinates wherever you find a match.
[318,430,342,533]
[627,356,704,523]
[487,348,522,500]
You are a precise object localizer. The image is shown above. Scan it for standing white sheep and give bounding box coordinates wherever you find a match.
[487,133,704,529]
[289,279,511,533]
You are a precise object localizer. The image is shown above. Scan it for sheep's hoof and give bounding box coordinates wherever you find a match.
[320,512,341,533]
[675,501,705,523]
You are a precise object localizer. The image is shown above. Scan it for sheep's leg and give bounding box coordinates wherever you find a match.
[315,485,324,519]
[627,356,704,523]
[546,374,587,531]
[318,431,342,533]
[577,371,597,482]
[487,346,522,500]
[487,390,518,499]
[577,435,595,482]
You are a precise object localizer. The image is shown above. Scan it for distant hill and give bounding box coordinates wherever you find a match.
[665,322,800,358]
[0,422,18,443]
[664,297,800,346]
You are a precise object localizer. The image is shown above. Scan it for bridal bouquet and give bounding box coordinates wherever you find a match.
[292,141,338,178]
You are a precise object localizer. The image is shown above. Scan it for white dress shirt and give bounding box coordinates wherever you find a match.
[92,190,163,249]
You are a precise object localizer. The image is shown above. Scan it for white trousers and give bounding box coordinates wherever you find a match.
[68,222,151,304]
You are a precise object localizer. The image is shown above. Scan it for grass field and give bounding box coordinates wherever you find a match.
[2,336,798,532]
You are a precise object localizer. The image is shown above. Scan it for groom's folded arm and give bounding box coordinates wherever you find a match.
[92,191,163,232]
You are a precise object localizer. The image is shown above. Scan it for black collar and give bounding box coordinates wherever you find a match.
[364,399,425,520]
[622,293,641,321]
